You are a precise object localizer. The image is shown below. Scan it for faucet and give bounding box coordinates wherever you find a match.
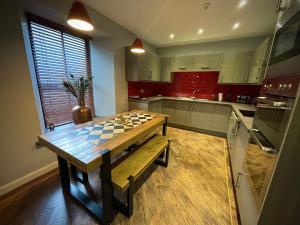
[192,89,200,97]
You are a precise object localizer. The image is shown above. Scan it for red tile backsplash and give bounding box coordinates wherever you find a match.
[128,72,261,102]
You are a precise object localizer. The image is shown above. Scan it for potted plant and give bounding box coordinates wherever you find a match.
[61,74,93,124]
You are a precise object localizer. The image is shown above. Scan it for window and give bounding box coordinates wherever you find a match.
[27,14,94,128]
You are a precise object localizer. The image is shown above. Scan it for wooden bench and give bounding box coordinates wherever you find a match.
[112,134,170,218]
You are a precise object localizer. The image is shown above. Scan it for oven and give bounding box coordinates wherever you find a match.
[253,74,300,151]
[242,74,300,213]
[267,1,300,77]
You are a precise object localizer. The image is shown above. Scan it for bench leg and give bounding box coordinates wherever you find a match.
[113,176,134,218]
[155,140,170,168]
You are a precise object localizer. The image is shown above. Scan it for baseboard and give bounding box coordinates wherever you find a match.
[168,123,227,138]
[0,161,58,197]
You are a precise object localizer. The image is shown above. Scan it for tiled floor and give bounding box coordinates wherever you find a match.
[0,127,238,225]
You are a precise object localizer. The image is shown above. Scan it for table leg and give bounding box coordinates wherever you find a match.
[100,151,114,224]
[162,117,168,136]
[57,151,114,225]
[57,156,70,192]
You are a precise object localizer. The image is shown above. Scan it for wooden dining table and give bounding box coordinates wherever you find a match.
[38,110,168,225]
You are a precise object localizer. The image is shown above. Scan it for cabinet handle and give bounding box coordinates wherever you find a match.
[235,172,243,188]
[276,0,286,12]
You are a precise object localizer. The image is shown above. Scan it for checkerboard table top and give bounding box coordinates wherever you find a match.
[70,113,155,146]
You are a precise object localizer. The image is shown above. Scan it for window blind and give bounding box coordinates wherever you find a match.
[27,16,94,128]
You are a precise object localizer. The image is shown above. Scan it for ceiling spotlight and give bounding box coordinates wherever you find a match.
[238,0,248,9]
[170,33,175,39]
[198,29,204,34]
[232,22,240,30]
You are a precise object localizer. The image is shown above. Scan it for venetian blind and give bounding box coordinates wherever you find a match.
[27,16,94,128]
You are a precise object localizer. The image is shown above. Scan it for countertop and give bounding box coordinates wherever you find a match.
[129,96,255,130]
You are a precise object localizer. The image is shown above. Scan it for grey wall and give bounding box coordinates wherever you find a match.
[158,36,268,56]
[0,0,56,186]
[0,0,157,191]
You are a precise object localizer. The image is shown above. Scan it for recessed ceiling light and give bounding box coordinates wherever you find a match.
[198,29,204,34]
[232,22,240,30]
[170,33,175,39]
[238,0,247,9]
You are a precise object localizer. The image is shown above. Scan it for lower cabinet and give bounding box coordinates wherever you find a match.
[190,103,214,130]
[148,101,163,114]
[212,105,230,133]
[128,100,149,111]
[162,100,176,123]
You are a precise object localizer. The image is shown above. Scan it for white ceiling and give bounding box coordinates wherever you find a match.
[84,0,278,47]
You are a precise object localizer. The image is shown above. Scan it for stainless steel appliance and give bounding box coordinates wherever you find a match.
[268,1,300,77]
[243,74,300,213]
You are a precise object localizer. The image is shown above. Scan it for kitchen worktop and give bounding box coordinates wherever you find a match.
[129,96,255,130]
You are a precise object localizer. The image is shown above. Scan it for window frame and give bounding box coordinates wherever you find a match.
[26,13,95,128]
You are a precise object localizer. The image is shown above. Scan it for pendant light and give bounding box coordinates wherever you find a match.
[131,0,145,54]
[67,1,94,31]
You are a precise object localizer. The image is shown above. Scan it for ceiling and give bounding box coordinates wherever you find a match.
[84,0,278,47]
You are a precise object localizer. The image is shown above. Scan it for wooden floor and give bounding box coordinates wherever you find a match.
[0,127,238,225]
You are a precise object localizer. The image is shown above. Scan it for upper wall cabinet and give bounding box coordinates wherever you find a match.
[125,47,161,81]
[160,57,172,82]
[219,51,253,84]
[248,37,271,84]
[171,56,195,71]
[194,54,222,71]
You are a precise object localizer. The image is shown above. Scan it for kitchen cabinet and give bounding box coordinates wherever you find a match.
[190,102,214,130]
[248,37,271,84]
[194,54,222,71]
[219,51,253,84]
[160,57,172,82]
[148,101,163,114]
[162,100,176,123]
[171,55,195,71]
[219,53,237,83]
[212,105,230,133]
[174,101,191,125]
[230,122,249,183]
[128,100,149,111]
[227,110,240,156]
[125,47,161,81]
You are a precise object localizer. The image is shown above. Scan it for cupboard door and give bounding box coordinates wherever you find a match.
[148,102,158,113]
[172,56,195,71]
[212,105,230,133]
[149,52,161,81]
[190,103,213,130]
[162,100,176,123]
[194,54,222,71]
[236,173,258,225]
[219,53,237,83]
[160,57,172,82]
[174,101,190,125]
[137,53,150,80]
[233,51,253,83]
[128,101,148,111]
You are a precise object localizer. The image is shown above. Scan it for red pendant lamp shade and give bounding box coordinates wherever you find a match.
[67,1,94,31]
[131,38,145,54]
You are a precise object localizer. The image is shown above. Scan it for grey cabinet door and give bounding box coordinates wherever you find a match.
[190,103,214,130]
[162,100,176,123]
[233,51,253,83]
[236,173,258,225]
[212,105,230,133]
[174,101,191,125]
[194,54,222,71]
[148,102,158,113]
[231,123,249,183]
[160,57,172,82]
[219,53,237,83]
[172,56,195,71]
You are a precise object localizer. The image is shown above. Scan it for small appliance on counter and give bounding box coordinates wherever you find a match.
[236,95,252,104]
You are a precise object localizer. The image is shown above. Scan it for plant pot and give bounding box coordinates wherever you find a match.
[72,105,92,125]
[72,98,92,125]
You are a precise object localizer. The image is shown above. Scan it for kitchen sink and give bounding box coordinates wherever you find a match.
[239,109,255,118]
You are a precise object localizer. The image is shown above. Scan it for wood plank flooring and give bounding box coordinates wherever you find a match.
[0,127,238,225]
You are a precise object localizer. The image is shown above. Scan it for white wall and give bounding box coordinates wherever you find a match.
[158,36,268,56]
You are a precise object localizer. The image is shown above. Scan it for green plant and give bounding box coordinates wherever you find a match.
[61,74,92,106]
